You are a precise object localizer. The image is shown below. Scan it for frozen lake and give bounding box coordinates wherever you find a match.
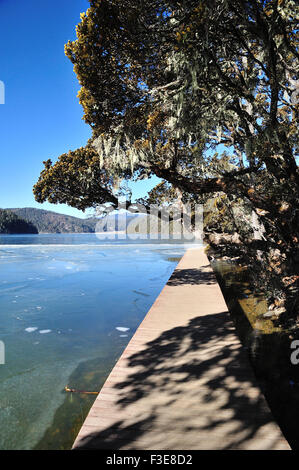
[0,233,196,449]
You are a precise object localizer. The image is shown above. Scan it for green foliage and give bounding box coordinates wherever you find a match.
[137,181,178,206]
[33,146,119,210]
[34,0,299,317]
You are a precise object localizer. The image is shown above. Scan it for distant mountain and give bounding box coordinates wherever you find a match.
[5,207,143,234]
[6,208,98,234]
[0,209,38,234]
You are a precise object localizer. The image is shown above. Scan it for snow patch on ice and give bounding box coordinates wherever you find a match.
[25,327,38,333]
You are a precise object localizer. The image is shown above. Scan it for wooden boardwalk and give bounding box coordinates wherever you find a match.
[73,248,290,450]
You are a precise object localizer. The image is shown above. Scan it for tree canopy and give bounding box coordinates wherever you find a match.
[34,0,298,318]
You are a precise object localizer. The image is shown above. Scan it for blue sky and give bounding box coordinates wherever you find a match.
[0,0,159,218]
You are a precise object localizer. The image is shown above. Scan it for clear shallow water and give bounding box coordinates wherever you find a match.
[0,234,194,449]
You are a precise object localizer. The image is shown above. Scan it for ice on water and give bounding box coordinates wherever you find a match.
[0,233,189,449]
[116,326,130,332]
[25,327,38,333]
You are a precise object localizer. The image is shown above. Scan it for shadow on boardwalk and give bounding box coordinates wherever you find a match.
[76,310,286,449]
[167,266,216,286]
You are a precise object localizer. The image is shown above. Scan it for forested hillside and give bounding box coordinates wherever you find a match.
[7,208,98,233]
[0,209,38,234]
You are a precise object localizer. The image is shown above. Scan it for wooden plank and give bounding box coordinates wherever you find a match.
[72,248,290,450]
